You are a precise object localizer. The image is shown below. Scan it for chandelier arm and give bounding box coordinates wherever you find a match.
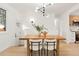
[38,9,43,13]
[35,3,52,16]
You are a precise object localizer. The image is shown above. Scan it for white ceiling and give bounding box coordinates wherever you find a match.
[8,3,77,16]
[70,9,79,16]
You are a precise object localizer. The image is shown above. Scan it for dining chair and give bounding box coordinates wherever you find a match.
[29,39,42,56]
[44,39,57,56]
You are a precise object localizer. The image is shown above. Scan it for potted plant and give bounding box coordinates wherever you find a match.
[31,20,47,36]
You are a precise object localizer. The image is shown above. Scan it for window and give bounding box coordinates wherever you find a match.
[0,8,6,31]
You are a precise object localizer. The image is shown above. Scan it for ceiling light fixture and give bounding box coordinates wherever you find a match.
[35,3,53,16]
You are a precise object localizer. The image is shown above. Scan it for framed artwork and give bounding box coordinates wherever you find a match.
[0,8,6,31]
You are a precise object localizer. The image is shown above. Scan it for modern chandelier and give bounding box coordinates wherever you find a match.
[35,3,53,16]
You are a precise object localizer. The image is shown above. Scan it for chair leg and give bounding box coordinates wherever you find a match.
[31,42,33,56]
[38,42,40,56]
[53,49,55,56]
[53,42,56,56]
[47,42,48,56]
[44,47,45,56]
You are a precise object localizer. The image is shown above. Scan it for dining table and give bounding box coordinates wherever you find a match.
[19,34,64,56]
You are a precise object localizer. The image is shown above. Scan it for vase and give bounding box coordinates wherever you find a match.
[43,31,48,37]
[38,31,44,37]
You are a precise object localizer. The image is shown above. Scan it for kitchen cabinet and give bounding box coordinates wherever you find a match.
[69,16,79,26]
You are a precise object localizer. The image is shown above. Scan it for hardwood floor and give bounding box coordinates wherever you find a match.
[0,46,27,56]
[60,41,79,56]
[0,40,79,56]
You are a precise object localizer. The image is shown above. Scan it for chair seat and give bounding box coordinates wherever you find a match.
[29,39,42,42]
[44,39,57,56]
[29,39,42,56]
[29,39,43,50]
[30,43,42,50]
[44,39,56,50]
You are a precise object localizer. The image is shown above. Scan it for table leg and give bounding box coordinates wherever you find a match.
[27,39,30,56]
[56,40,59,56]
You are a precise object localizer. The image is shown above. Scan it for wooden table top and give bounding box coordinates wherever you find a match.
[19,34,65,40]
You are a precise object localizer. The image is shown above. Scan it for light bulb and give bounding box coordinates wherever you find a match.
[35,7,39,12]
[36,7,39,10]
[35,9,37,12]
[29,18,35,24]
[43,4,46,7]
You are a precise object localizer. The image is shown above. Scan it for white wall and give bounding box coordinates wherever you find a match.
[0,3,20,52]
[15,8,59,45]
[59,12,75,43]
[59,4,79,43]
[18,10,59,35]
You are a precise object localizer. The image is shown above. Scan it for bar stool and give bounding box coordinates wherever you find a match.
[29,39,42,56]
[44,39,57,56]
